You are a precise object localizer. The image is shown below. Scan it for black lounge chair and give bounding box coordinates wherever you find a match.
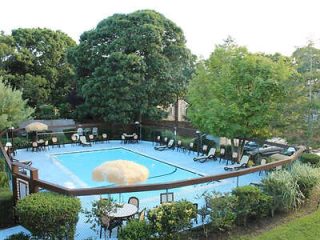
[193,148,217,162]
[154,139,175,151]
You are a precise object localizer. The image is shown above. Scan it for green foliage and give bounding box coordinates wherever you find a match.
[84,198,118,233]
[187,39,302,159]
[262,170,304,214]
[147,200,196,240]
[0,188,14,228]
[16,192,81,239]
[0,29,76,117]
[4,233,30,240]
[232,185,272,226]
[69,10,195,123]
[11,137,29,149]
[0,172,9,188]
[0,79,34,130]
[209,192,237,232]
[300,153,320,167]
[118,219,152,240]
[35,104,59,119]
[290,162,320,198]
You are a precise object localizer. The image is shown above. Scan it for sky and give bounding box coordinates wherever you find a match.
[1,0,320,58]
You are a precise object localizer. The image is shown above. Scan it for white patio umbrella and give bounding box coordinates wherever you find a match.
[25,122,48,132]
[92,160,149,185]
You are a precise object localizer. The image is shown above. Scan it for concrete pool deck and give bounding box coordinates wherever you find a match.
[1,140,264,239]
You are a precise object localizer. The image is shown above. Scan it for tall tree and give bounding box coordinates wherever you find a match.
[187,41,302,160]
[291,42,320,147]
[0,29,76,117]
[69,10,194,123]
[0,78,33,130]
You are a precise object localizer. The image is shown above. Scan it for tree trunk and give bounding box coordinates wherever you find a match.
[174,98,179,126]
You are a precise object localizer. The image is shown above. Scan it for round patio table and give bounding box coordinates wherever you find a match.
[109,203,138,218]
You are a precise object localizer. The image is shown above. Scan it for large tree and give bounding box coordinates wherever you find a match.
[0,29,76,117]
[69,10,194,123]
[0,78,33,130]
[187,40,302,160]
[291,42,320,147]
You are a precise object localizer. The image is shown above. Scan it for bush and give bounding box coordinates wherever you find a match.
[232,185,272,226]
[0,188,14,228]
[262,170,304,215]
[147,200,196,240]
[11,137,30,149]
[63,128,76,142]
[290,162,320,198]
[16,192,81,239]
[0,172,9,188]
[300,153,320,167]
[0,157,5,171]
[209,192,237,232]
[118,219,152,240]
[4,233,30,240]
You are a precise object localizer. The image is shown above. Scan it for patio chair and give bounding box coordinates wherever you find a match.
[176,140,183,151]
[102,133,108,143]
[12,158,32,166]
[154,139,174,151]
[51,136,61,148]
[88,134,95,144]
[155,135,161,146]
[31,141,39,152]
[259,158,267,175]
[193,148,217,162]
[219,147,226,163]
[202,145,208,155]
[160,192,174,204]
[224,155,250,171]
[77,127,84,136]
[71,134,79,146]
[188,142,194,154]
[133,134,139,143]
[79,136,92,146]
[92,127,98,136]
[128,196,140,210]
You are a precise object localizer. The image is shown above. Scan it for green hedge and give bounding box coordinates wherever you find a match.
[300,153,320,167]
[0,188,14,228]
[16,192,81,239]
[4,233,30,240]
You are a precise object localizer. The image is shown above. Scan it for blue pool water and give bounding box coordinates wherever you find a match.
[53,148,202,187]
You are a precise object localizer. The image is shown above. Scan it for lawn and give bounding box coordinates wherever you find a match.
[239,209,320,240]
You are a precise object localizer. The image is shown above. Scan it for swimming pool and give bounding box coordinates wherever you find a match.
[52,148,202,188]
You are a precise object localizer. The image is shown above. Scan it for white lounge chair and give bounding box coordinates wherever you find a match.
[154,139,174,151]
[194,148,217,162]
[80,136,91,146]
[224,155,250,171]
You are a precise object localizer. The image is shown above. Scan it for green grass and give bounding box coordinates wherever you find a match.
[237,209,320,240]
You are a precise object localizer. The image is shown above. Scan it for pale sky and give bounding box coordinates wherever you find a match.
[1,0,320,58]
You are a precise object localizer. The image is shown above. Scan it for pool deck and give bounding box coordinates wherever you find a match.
[1,140,264,239]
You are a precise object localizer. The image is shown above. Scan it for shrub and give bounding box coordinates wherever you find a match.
[209,192,237,232]
[262,170,304,215]
[147,200,196,240]
[0,172,9,188]
[118,219,152,240]
[11,137,30,149]
[4,233,30,240]
[300,153,320,167]
[16,192,81,239]
[63,128,76,141]
[0,188,14,228]
[0,157,5,171]
[290,162,320,198]
[232,185,272,226]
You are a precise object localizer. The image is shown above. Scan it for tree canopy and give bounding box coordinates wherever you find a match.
[69,10,194,123]
[187,41,302,158]
[0,28,76,118]
[0,78,33,130]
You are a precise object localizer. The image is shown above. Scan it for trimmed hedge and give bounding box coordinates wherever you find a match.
[0,188,14,228]
[16,192,81,239]
[300,153,320,167]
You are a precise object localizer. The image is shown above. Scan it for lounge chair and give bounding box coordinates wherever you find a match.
[11,157,32,166]
[224,155,250,171]
[193,148,217,162]
[154,139,174,151]
[79,136,92,146]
